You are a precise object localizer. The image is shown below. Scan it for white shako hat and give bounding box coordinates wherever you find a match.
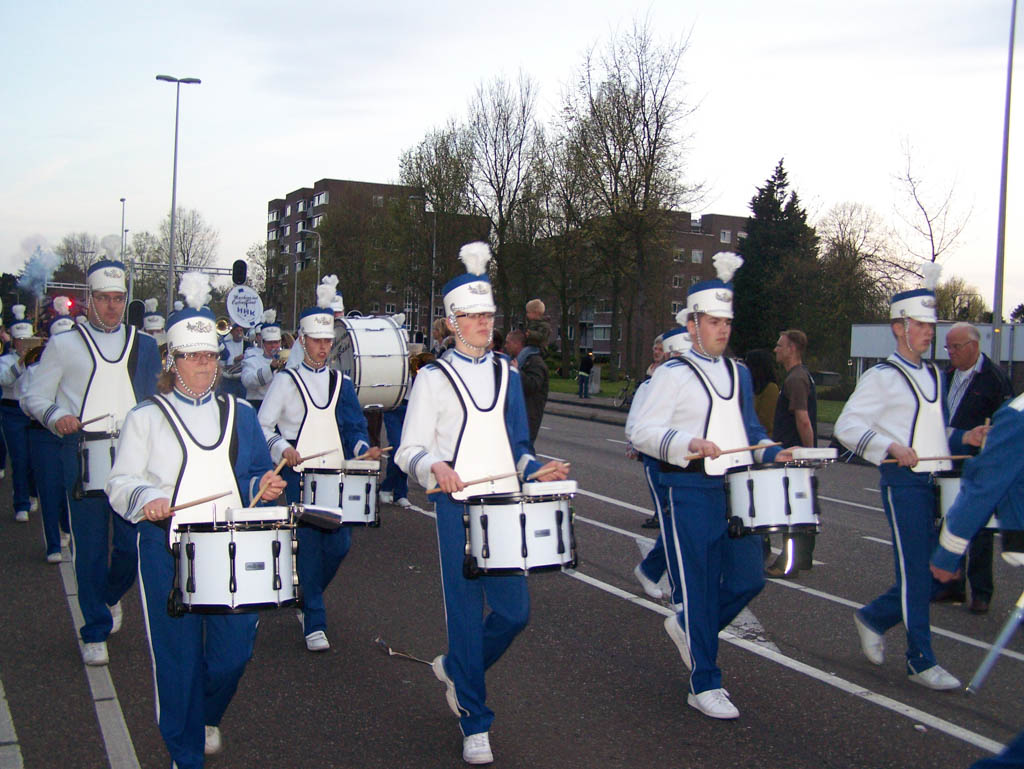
[50,296,74,335]
[299,275,339,340]
[686,252,743,320]
[890,262,941,323]
[166,272,217,353]
[10,305,33,339]
[87,259,127,294]
[260,309,281,342]
[443,242,496,317]
[143,298,165,332]
[662,310,693,355]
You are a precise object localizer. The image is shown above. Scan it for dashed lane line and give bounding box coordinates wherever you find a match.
[0,675,23,769]
[863,535,893,546]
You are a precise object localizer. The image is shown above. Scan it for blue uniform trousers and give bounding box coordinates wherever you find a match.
[60,436,138,643]
[380,404,409,499]
[968,729,1024,768]
[857,466,940,673]
[435,495,529,737]
[1,402,35,514]
[285,467,351,636]
[637,456,668,589]
[27,424,69,556]
[137,523,257,769]
[660,472,764,694]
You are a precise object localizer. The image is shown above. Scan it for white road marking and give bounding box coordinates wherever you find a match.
[404,498,1004,753]
[539,426,552,430]
[605,439,628,445]
[537,452,568,462]
[58,548,140,769]
[0,675,22,769]
[863,487,880,494]
[819,495,884,513]
[863,536,893,546]
[575,488,653,516]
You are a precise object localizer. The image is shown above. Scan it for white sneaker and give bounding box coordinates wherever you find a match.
[14,510,27,523]
[634,564,664,600]
[82,642,109,666]
[396,497,411,508]
[204,725,223,755]
[380,491,394,504]
[296,609,305,629]
[46,552,63,564]
[462,732,493,765]
[0,468,6,479]
[664,615,693,671]
[305,630,330,652]
[60,532,71,547]
[109,602,123,634]
[909,665,961,691]
[854,612,884,665]
[687,688,740,719]
[29,497,39,512]
[432,654,462,716]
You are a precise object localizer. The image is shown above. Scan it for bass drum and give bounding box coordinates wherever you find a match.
[330,314,410,410]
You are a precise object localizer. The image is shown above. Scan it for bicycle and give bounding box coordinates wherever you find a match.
[613,374,635,411]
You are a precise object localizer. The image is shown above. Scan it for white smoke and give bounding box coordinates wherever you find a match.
[18,246,62,298]
[100,234,121,259]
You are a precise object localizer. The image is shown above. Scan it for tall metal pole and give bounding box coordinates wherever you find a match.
[990,0,1017,364]
[428,209,437,333]
[119,197,126,258]
[156,75,200,312]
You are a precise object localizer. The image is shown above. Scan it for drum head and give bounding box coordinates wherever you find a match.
[329,316,410,410]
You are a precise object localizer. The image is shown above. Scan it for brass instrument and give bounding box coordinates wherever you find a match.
[216,316,232,336]
[18,337,44,366]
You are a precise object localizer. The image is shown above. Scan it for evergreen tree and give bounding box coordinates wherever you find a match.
[732,159,819,354]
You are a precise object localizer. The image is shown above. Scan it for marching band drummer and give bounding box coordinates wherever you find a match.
[217,320,250,399]
[835,263,987,691]
[257,279,379,653]
[241,309,284,410]
[142,298,167,345]
[22,260,162,666]
[629,253,789,720]
[396,243,567,766]
[106,273,286,769]
[285,277,343,371]
[0,305,39,524]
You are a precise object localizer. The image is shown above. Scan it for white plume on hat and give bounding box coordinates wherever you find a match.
[317,275,339,308]
[674,308,689,326]
[919,261,942,291]
[392,313,406,327]
[262,309,277,324]
[144,297,158,313]
[53,296,71,316]
[459,242,491,276]
[12,305,26,321]
[173,300,184,312]
[179,272,211,309]
[713,252,743,283]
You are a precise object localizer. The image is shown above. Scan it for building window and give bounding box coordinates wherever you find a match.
[282,225,291,237]
[312,215,323,228]
[296,241,305,253]
[385,282,395,293]
[720,230,731,244]
[268,210,280,223]
[285,204,292,218]
[385,303,396,314]
[671,301,685,314]
[567,326,575,341]
[313,191,329,206]
[434,306,444,317]
[372,302,380,312]
[673,248,685,262]
[373,195,384,208]
[297,221,305,231]
[691,249,703,264]
[672,275,684,288]
[690,275,701,286]
[593,326,610,341]
[267,230,278,241]
[281,244,290,254]
[297,200,306,213]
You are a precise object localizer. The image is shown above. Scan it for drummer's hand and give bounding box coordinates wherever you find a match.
[361,446,383,460]
[282,447,302,467]
[431,462,464,495]
[533,460,569,481]
[775,449,794,463]
[888,443,918,467]
[55,415,82,436]
[964,425,991,448]
[930,563,962,583]
[688,438,721,459]
[233,353,243,364]
[258,471,287,501]
[142,498,172,522]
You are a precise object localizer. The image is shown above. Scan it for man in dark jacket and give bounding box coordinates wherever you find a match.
[505,330,548,449]
[940,322,1014,613]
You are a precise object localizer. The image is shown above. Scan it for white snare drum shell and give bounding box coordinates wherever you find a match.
[935,472,1001,530]
[465,495,576,576]
[522,480,577,497]
[80,435,118,494]
[302,471,344,509]
[726,464,820,535]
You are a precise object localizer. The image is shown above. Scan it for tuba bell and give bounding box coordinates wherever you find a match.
[216,316,232,336]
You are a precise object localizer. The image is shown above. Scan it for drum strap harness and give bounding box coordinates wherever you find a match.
[285,368,345,472]
[878,359,952,474]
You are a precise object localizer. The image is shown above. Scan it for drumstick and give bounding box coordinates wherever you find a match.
[298,448,339,463]
[79,413,114,429]
[251,457,289,505]
[683,442,781,462]
[881,455,972,464]
[168,490,233,514]
[981,417,991,450]
[526,462,571,481]
[356,445,392,460]
[426,470,520,495]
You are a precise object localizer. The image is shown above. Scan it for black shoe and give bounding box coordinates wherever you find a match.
[765,564,800,579]
[969,597,990,615]
[932,587,967,604]
[641,516,660,529]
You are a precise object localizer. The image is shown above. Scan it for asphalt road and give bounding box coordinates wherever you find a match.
[1,412,1022,768]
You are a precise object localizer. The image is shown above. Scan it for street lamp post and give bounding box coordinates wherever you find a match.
[119,197,126,258]
[409,195,437,335]
[156,74,201,312]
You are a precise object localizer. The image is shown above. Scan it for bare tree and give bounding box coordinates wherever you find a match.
[54,232,101,273]
[244,241,268,293]
[399,120,474,215]
[160,207,219,269]
[934,276,989,322]
[894,142,971,263]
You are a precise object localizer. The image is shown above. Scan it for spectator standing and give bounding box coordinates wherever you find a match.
[504,330,549,449]
[578,351,594,399]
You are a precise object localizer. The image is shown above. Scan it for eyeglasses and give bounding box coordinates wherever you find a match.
[455,312,495,322]
[174,351,219,363]
[943,341,976,352]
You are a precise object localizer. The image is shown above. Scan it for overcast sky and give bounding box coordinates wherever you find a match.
[1,0,1020,313]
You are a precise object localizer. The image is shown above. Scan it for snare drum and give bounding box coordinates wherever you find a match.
[463,481,578,577]
[338,459,381,526]
[726,463,821,536]
[175,507,296,613]
[78,433,118,497]
[330,316,410,410]
[934,471,1001,530]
